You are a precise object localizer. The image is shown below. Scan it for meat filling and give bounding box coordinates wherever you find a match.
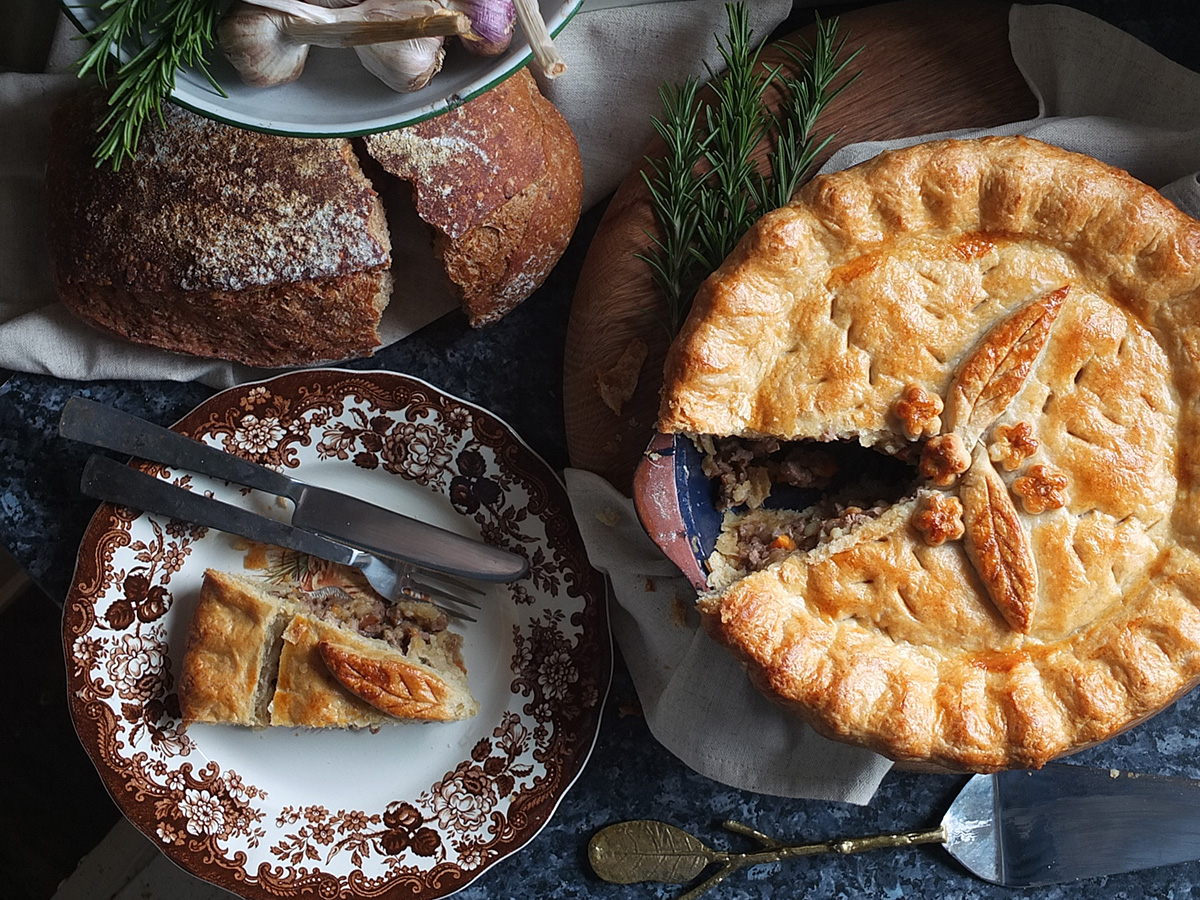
[698,434,918,579]
[294,586,448,654]
[724,498,896,572]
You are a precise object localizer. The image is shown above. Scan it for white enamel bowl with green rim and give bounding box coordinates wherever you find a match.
[58,0,581,137]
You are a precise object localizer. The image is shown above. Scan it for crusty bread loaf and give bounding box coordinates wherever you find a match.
[179,569,478,728]
[45,92,393,368]
[363,68,583,327]
[44,73,583,361]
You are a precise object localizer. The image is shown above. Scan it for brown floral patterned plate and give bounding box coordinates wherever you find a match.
[62,369,611,899]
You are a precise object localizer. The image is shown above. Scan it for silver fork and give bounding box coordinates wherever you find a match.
[359,558,483,621]
[80,454,484,620]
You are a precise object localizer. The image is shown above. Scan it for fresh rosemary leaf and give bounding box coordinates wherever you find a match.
[639,4,862,335]
[638,77,709,336]
[75,0,224,168]
[767,17,863,210]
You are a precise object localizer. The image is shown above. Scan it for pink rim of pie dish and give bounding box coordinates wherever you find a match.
[632,431,717,593]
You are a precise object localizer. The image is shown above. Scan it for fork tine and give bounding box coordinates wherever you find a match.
[399,584,479,622]
[404,576,483,610]
[405,564,487,595]
[432,601,477,623]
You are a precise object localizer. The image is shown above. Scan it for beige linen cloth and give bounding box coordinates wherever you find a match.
[564,3,1200,805]
[0,0,792,387]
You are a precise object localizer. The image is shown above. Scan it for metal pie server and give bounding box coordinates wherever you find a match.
[60,396,527,582]
[589,764,1200,895]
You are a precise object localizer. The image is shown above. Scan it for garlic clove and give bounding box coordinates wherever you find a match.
[355,36,446,92]
[449,0,515,57]
[218,2,311,88]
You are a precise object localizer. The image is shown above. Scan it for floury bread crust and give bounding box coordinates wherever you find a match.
[45,92,393,368]
[658,136,1200,771]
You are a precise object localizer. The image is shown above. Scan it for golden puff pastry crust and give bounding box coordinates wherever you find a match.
[273,614,477,727]
[179,569,292,726]
[180,569,478,729]
[662,136,1200,771]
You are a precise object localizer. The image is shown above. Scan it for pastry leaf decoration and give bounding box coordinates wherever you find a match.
[911,286,1072,631]
[318,641,446,715]
[944,285,1070,439]
[959,446,1039,633]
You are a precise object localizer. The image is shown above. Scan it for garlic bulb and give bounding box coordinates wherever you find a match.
[345,0,448,92]
[218,3,310,88]
[356,35,446,92]
[220,0,464,91]
[447,0,515,57]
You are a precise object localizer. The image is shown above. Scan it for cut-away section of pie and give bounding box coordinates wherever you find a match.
[657,135,1200,772]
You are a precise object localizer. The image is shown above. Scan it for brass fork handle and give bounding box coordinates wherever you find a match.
[588,819,948,900]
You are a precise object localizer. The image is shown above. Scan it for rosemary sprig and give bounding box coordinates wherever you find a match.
[691,4,775,277]
[767,20,862,211]
[638,4,861,335]
[74,0,224,168]
[639,78,709,336]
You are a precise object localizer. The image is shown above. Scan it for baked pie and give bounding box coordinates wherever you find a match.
[657,136,1200,771]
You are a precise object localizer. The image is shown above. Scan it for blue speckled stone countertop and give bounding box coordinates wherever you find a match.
[6,2,1200,898]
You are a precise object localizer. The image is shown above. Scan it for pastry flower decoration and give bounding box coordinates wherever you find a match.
[1013,465,1068,514]
[893,383,943,439]
[988,421,1039,471]
[913,493,965,545]
[904,285,1071,634]
[919,434,971,486]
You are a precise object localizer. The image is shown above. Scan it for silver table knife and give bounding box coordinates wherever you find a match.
[79,453,478,619]
[60,396,527,582]
[589,764,1200,893]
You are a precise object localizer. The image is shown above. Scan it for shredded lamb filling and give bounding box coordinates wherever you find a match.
[294,586,448,654]
[698,434,918,577]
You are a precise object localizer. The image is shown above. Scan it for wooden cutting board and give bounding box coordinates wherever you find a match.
[562,0,1038,494]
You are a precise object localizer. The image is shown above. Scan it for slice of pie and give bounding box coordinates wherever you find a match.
[657,135,1200,771]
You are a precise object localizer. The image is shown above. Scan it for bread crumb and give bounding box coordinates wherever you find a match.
[596,506,622,527]
[670,590,692,627]
[617,699,644,718]
[595,338,649,415]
